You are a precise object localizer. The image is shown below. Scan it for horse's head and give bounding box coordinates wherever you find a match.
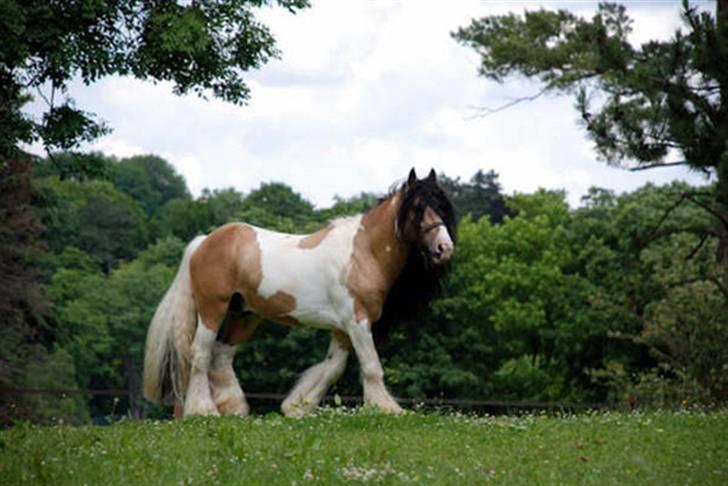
[397,168,456,265]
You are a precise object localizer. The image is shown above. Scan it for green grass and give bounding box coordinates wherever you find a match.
[1,409,727,485]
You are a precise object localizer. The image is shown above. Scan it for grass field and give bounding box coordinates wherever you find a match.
[1,408,726,485]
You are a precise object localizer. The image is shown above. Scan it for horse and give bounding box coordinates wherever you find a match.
[142,168,456,418]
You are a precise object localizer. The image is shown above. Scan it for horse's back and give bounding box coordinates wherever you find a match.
[189,218,361,329]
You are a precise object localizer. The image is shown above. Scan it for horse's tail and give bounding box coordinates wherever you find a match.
[143,235,207,405]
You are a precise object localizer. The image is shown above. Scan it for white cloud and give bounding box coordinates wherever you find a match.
[22,0,706,209]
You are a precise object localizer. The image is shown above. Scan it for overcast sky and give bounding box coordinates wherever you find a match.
[27,0,714,208]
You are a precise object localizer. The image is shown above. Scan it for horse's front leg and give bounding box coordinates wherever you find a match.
[281,331,351,418]
[346,319,402,414]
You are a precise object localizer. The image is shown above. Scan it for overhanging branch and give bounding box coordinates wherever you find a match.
[685,233,709,261]
[641,190,723,247]
[710,276,728,301]
[629,161,688,171]
[467,87,549,119]
[685,193,728,231]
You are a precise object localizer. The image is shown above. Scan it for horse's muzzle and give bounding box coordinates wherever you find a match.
[430,240,454,264]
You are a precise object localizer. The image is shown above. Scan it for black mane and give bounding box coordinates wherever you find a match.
[372,175,457,343]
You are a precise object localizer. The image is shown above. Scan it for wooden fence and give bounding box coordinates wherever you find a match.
[2,387,609,416]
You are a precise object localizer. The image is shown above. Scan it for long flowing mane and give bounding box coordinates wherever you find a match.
[372,176,457,343]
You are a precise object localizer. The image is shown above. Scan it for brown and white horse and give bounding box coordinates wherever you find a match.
[143,168,456,418]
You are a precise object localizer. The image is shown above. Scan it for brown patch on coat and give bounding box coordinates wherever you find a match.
[298,224,333,249]
[248,290,299,326]
[190,224,249,331]
[189,223,300,331]
[333,330,352,352]
[219,314,261,346]
[346,194,411,325]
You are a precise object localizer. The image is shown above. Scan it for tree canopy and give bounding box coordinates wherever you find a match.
[2,151,726,422]
[454,0,728,290]
[0,0,309,165]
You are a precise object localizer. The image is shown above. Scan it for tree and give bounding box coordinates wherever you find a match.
[32,151,113,181]
[640,233,728,405]
[317,192,379,222]
[438,170,513,224]
[0,0,309,166]
[0,159,51,422]
[454,0,728,289]
[380,190,604,401]
[568,182,722,406]
[112,155,190,216]
[152,188,246,241]
[241,182,317,231]
[34,177,148,271]
[15,347,90,425]
[47,238,184,418]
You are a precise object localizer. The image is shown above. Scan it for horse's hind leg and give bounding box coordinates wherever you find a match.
[282,331,350,418]
[209,313,260,416]
[209,342,248,416]
[183,317,220,416]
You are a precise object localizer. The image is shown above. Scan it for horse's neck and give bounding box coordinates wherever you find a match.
[359,193,412,284]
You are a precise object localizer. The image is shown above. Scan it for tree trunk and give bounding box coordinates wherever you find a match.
[719,0,728,25]
[716,0,728,292]
[125,352,141,420]
[716,161,728,293]
[720,231,728,292]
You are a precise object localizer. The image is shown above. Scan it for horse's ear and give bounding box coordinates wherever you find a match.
[407,168,417,186]
[427,168,437,183]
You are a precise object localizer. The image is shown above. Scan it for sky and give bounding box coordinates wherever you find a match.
[26,0,714,208]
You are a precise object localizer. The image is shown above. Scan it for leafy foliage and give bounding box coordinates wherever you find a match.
[4,150,727,422]
[0,159,51,422]
[34,177,148,270]
[14,348,90,425]
[0,0,310,162]
[454,0,728,294]
[439,169,513,224]
[454,1,727,171]
[111,154,190,216]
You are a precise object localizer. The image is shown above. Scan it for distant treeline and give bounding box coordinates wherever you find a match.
[1,153,726,424]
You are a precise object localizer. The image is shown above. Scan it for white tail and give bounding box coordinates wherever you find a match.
[143,235,207,405]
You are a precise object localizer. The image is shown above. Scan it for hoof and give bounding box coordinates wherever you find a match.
[183,399,220,418]
[281,397,315,419]
[216,398,250,417]
[365,400,403,415]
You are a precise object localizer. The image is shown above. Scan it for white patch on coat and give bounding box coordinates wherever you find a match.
[253,215,363,330]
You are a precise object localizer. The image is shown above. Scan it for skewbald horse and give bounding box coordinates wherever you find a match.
[143,168,456,417]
